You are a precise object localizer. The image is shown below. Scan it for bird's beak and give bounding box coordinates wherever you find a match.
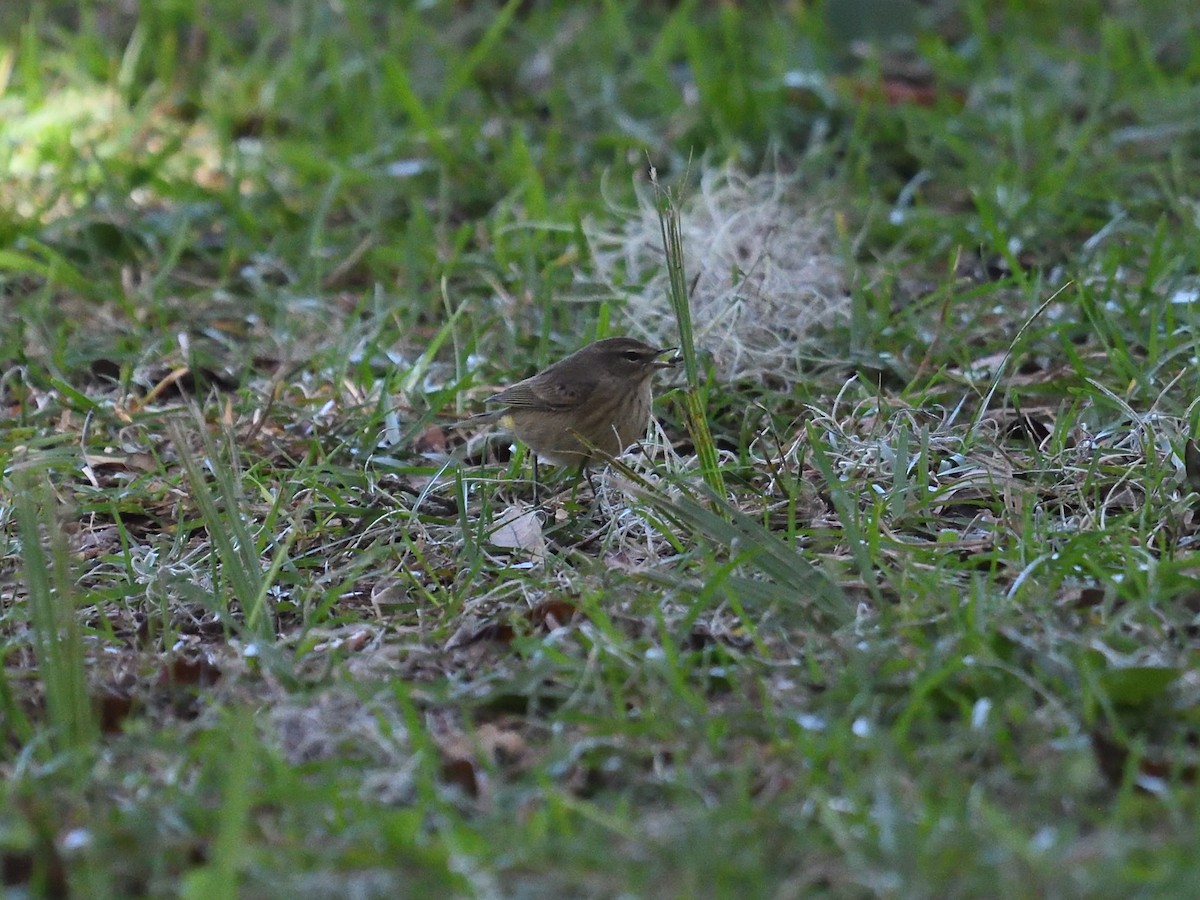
[652,347,682,369]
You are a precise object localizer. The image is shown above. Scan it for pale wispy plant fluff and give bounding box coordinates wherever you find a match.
[586,165,849,386]
[592,416,697,561]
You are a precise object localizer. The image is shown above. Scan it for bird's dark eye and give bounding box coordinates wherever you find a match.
[623,350,642,361]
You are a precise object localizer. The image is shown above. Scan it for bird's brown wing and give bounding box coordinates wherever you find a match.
[489,371,597,411]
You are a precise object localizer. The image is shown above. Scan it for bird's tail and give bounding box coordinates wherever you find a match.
[449,409,504,429]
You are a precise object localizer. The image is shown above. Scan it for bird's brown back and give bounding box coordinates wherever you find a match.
[464,337,678,466]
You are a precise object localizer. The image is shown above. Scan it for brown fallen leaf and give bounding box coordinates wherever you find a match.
[527,598,581,629]
[1091,729,1199,793]
[157,654,222,689]
[413,424,448,454]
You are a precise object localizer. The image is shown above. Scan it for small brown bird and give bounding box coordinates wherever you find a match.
[461,336,680,495]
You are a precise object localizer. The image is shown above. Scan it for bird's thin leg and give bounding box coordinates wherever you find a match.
[532,455,541,507]
[584,464,600,499]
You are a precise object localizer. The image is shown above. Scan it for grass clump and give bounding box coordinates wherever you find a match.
[3,0,1200,896]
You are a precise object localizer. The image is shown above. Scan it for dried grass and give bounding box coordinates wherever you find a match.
[586,164,850,387]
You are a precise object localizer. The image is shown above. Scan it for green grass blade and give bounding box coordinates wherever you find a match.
[170,421,271,639]
[13,469,96,753]
[651,167,725,498]
[634,476,850,626]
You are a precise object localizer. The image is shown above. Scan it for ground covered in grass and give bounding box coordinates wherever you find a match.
[4,0,1200,896]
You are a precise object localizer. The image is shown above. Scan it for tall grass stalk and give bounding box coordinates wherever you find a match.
[651,165,726,499]
[171,420,273,639]
[180,708,258,899]
[14,469,96,753]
